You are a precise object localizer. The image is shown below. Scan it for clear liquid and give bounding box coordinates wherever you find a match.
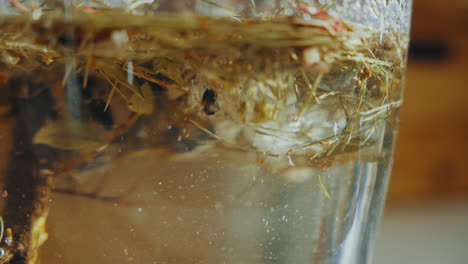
[0,11,406,264]
[40,145,395,264]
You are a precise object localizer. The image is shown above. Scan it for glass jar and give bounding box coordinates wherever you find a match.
[0,1,411,263]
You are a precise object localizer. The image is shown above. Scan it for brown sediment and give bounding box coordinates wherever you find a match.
[0,85,55,264]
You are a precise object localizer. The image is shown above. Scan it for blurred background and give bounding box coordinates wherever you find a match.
[375,0,468,263]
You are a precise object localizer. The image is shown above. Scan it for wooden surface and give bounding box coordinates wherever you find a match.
[386,0,468,203]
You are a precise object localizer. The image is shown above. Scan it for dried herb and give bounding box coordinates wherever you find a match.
[33,119,110,151]
[128,82,154,114]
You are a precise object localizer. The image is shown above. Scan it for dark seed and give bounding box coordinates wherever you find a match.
[202,89,218,115]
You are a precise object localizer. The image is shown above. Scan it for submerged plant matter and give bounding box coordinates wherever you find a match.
[0,1,407,263]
